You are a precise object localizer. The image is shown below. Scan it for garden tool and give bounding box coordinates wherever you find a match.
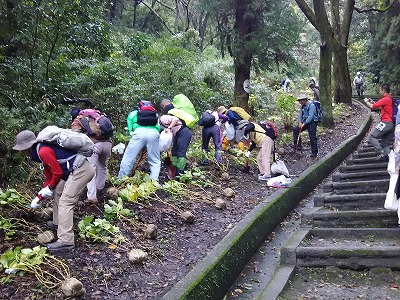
[167,148,177,179]
[130,148,147,176]
[243,139,250,173]
[295,127,302,156]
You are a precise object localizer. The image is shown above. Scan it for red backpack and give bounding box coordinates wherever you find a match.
[259,121,278,140]
[137,100,158,126]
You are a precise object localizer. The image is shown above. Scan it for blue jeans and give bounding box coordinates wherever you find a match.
[293,121,318,155]
[118,127,161,180]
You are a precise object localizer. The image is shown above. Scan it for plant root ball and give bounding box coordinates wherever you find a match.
[181,211,195,224]
[106,187,119,200]
[143,224,157,239]
[222,188,235,198]
[39,207,53,220]
[215,198,226,210]
[127,249,148,263]
[61,277,85,297]
[221,172,230,181]
[37,231,55,245]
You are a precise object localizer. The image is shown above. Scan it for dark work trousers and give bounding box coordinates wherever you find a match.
[202,124,222,152]
[172,126,192,158]
[293,121,318,155]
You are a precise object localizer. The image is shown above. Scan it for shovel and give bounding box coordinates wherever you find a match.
[294,127,302,158]
[243,139,250,173]
[130,149,147,176]
[166,148,177,179]
[243,156,250,173]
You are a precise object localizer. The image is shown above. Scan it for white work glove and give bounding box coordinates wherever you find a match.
[245,151,251,158]
[38,186,54,199]
[30,196,42,209]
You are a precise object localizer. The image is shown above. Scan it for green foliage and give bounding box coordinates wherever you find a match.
[117,171,159,203]
[78,215,125,244]
[0,188,29,209]
[104,198,134,220]
[0,246,47,273]
[0,216,19,241]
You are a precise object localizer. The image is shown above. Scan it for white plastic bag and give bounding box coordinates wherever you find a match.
[112,142,126,155]
[271,160,290,177]
[384,174,399,211]
[387,150,396,175]
[158,130,173,152]
[267,175,292,187]
[225,123,235,141]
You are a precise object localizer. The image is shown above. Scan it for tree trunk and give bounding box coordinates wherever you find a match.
[333,44,352,103]
[233,0,252,111]
[319,39,334,127]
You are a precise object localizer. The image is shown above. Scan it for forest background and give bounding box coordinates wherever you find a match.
[1,0,399,186]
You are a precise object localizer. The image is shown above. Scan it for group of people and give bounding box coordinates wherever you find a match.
[13,85,327,251]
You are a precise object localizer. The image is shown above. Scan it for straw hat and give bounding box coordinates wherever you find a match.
[13,130,37,151]
[296,94,308,101]
[217,106,228,115]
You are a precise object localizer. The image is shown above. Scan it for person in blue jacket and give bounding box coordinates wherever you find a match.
[293,94,318,157]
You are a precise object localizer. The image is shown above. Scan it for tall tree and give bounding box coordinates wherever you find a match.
[368,0,400,91]
[294,0,357,127]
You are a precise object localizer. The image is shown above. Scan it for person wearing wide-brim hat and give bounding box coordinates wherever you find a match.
[12,130,95,251]
[237,120,274,181]
[293,94,318,157]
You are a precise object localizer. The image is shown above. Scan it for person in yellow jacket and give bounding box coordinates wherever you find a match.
[238,121,273,181]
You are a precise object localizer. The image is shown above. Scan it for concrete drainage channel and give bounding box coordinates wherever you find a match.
[162,113,375,300]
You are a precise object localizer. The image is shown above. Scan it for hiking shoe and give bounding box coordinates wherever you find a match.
[46,240,74,251]
[258,174,265,180]
[310,153,318,158]
[46,221,58,230]
[258,175,271,181]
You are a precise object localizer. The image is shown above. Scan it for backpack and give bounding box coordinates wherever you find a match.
[137,100,158,126]
[259,121,278,140]
[229,107,251,120]
[36,125,94,157]
[168,108,196,129]
[73,109,114,139]
[199,111,216,128]
[313,100,324,123]
[172,94,199,127]
[392,99,400,124]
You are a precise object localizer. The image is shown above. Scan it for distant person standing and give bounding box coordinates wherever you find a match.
[309,82,320,101]
[353,71,364,98]
[280,78,291,92]
[364,83,394,161]
[309,77,319,89]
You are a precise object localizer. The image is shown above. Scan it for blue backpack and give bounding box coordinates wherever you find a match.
[313,100,324,122]
[392,99,400,124]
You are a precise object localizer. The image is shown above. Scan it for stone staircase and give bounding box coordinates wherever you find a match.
[261,144,400,298]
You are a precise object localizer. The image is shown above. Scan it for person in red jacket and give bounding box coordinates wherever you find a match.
[13,130,95,251]
[365,83,394,161]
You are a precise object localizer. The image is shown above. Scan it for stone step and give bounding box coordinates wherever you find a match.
[331,170,389,182]
[322,179,389,194]
[357,146,376,153]
[313,193,387,209]
[346,156,386,165]
[281,228,400,269]
[338,162,388,173]
[301,207,398,228]
[351,151,379,159]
